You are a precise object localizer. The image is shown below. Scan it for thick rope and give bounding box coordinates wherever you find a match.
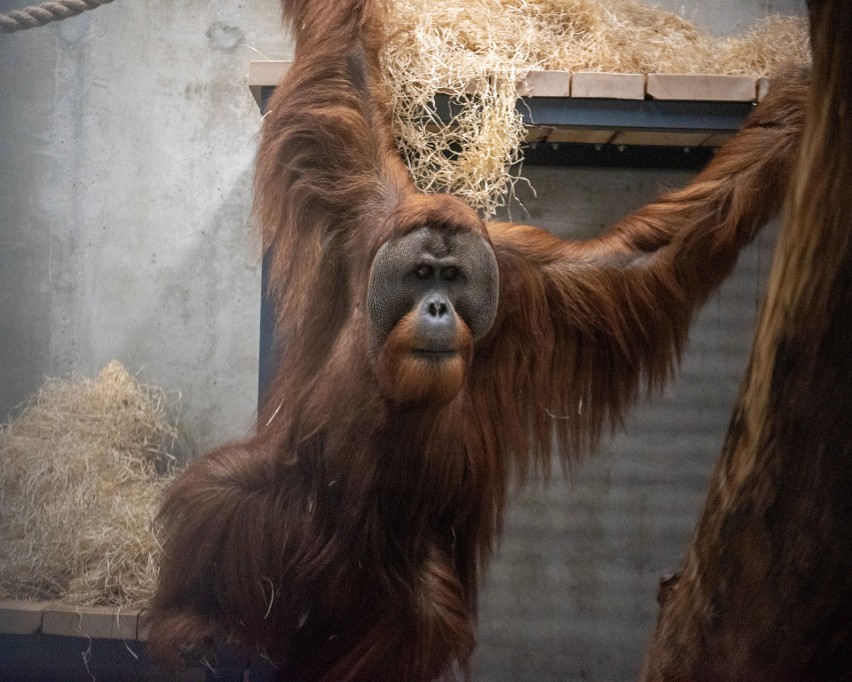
[0,0,114,33]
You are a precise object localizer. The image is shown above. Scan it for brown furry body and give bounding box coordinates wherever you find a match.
[146,0,809,679]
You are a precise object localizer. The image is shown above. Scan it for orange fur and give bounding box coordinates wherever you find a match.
[145,0,809,678]
[375,310,473,403]
[479,69,808,479]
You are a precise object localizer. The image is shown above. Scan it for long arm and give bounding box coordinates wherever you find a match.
[475,69,809,472]
[253,0,413,380]
[149,0,413,662]
[253,0,425,431]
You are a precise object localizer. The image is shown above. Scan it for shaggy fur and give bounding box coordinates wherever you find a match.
[145,0,809,679]
[643,2,852,678]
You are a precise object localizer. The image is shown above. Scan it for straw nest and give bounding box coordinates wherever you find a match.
[0,361,178,607]
[381,0,811,215]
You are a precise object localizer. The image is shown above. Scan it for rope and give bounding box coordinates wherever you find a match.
[0,0,114,33]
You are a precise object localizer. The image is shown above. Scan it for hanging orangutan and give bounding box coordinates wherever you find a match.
[144,0,809,679]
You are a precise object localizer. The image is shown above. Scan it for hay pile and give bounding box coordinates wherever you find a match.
[0,361,178,607]
[381,0,811,215]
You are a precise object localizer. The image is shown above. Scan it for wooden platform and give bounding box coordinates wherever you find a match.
[0,599,145,640]
[0,600,276,680]
[248,61,771,150]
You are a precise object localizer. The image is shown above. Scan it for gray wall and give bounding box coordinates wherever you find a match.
[0,0,291,455]
[0,0,805,679]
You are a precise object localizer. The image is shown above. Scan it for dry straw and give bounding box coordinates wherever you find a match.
[0,361,178,607]
[381,0,810,215]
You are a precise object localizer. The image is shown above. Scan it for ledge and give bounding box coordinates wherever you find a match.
[0,599,277,680]
[0,599,145,640]
[248,60,768,153]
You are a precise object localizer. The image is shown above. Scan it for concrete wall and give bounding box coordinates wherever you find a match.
[1,0,805,679]
[0,0,291,455]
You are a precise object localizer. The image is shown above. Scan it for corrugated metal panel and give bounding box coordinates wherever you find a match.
[473,166,777,680]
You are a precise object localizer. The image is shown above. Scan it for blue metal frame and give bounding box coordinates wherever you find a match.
[518,96,750,131]
[259,87,279,406]
[258,251,279,406]
[262,85,753,138]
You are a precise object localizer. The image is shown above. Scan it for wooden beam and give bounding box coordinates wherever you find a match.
[571,72,645,100]
[248,60,291,107]
[41,604,140,640]
[544,128,614,144]
[647,73,757,102]
[700,132,735,147]
[0,600,46,635]
[757,77,772,101]
[609,130,711,147]
[516,70,571,97]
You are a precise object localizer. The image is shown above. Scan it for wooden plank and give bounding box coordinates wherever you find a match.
[757,77,771,102]
[525,126,552,143]
[545,128,614,144]
[701,132,735,147]
[41,604,140,640]
[249,64,759,107]
[610,130,712,147]
[0,600,46,635]
[248,60,292,106]
[437,78,490,96]
[136,610,150,641]
[647,74,757,102]
[571,72,645,100]
[516,70,571,97]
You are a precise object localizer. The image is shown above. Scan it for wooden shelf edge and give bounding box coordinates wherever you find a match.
[249,60,767,106]
[0,600,144,641]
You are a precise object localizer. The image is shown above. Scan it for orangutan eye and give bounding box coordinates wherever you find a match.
[442,266,459,281]
[415,264,433,279]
